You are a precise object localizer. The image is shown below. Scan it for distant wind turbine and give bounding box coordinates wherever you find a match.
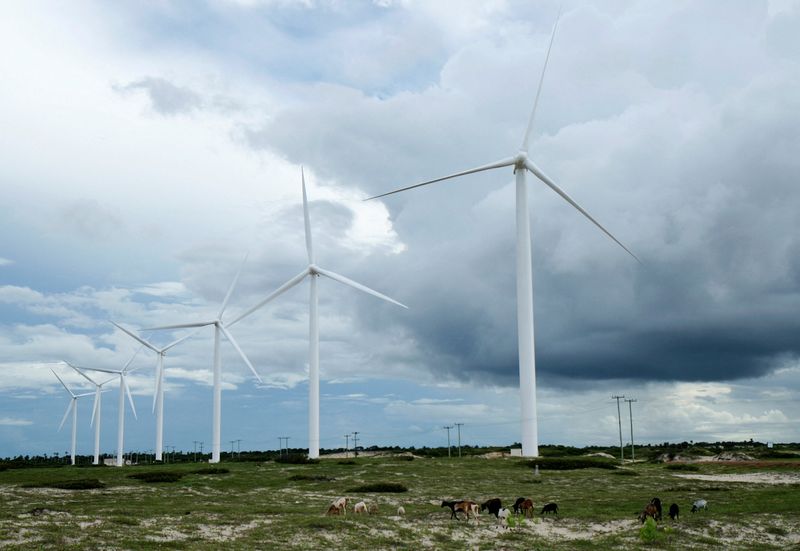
[144,256,263,463]
[77,349,143,466]
[366,12,638,457]
[50,368,96,465]
[229,169,407,459]
[111,322,195,462]
[66,362,116,465]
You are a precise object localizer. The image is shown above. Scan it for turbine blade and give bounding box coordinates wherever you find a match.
[122,345,145,372]
[162,328,200,352]
[78,366,120,375]
[365,156,517,201]
[50,369,75,397]
[302,167,314,264]
[219,253,249,320]
[90,388,100,427]
[123,375,137,420]
[58,400,74,432]
[314,266,408,309]
[142,321,215,331]
[227,268,310,327]
[524,158,640,262]
[521,7,562,152]
[100,375,117,387]
[67,362,98,385]
[219,325,263,383]
[75,391,96,397]
[112,321,159,353]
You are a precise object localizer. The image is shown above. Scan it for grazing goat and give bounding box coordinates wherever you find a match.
[325,504,342,516]
[691,499,708,513]
[540,502,559,515]
[454,500,479,521]
[519,499,535,518]
[512,497,527,515]
[668,503,679,521]
[480,498,502,518]
[354,501,368,514]
[331,497,348,516]
[639,503,659,524]
[397,506,405,516]
[368,502,380,515]
[497,508,511,521]
[650,497,663,521]
[441,500,459,519]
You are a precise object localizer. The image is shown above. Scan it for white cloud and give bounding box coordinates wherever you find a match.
[0,417,33,426]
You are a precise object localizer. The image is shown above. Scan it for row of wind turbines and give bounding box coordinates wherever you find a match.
[49,11,636,464]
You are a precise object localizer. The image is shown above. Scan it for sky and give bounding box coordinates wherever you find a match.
[2,0,800,458]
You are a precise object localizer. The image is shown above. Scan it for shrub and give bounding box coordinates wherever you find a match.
[523,457,617,470]
[347,482,408,493]
[289,474,335,482]
[639,517,663,543]
[23,479,106,490]
[665,463,699,471]
[127,472,184,483]
[191,467,230,475]
[275,454,319,465]
[612,469,639,476]
[337,460,356,465]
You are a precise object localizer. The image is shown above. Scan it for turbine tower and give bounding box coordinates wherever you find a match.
[144,257,263,463]
[66,362,116,465]
[50,369,95,465]
[366,13,638,457]
[112,322,194,462]
[230,169,407,459]
[78,350,143,466]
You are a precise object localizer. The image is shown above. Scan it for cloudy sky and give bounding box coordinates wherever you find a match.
[2,0,799,458]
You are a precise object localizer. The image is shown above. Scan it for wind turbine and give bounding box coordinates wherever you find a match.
[65,362,116,465]
[229,169,407,459]
[144,257,263,463]
[78,350,143,466]
[366,13,638,457]
[112,322,195,462]
[50,369,95,465]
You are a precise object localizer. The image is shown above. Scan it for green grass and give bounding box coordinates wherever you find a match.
[0,455,798,549]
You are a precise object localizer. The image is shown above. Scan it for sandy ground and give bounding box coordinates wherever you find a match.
[673,472,800,484]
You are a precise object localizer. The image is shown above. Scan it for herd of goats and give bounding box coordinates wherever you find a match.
[323,496,710,524]
[325,497,708,524]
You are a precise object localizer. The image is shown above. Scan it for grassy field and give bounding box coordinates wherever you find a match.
[1,454,799,550]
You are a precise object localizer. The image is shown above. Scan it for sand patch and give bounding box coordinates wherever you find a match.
[673,472,800,485]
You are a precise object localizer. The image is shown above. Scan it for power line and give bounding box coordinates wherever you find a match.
[624,398,637,462]
[443,426,453,458]
[352,432,359,457]
[344,434,350,458]
[611,395,625,462]
[455,423,464,458]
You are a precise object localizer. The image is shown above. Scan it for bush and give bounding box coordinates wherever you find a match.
[274,454,319,465]
[639,517,662,543]
[127,472,184,483]
[191,468,230,475]
[289,474,335,482]
[523,457,617,470]
[612,469,639,476]
[22,479,106,490]
[664,463,699,471]
[347,482,408,493]
[337,460,356,465]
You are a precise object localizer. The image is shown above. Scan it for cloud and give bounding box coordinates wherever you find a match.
[114,77,202,116]
[0,417,33,426]
[0,257,13,267]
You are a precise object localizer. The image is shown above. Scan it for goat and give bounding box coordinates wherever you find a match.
[668,503,679,521]
[325,504,341,516]
[512,497,527,514]
[497,507,511,521]
[455,500,479,521]
[331,497,348,517]
[639,503,659,524]
[480,498,502,518]
[691,499,708,513]
[441,500,459,519]
[540,502,559,515]
[354,501,368,514]
[397,506,405,516]
[519,499,534,518]
[368,502,380,515]
[650,497,663,521]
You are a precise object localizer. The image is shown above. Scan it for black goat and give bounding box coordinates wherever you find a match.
[480,498,502,518]
[512,497,527,514]
[668,503,679,521]
[540,502,559,515]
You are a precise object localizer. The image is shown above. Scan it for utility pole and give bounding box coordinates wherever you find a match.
[352,432,360,457]
[443,426,453,458]
[612,395,625,462]
[455,423,464,458]
[236,439,242,459]
[625,398,637,462]
[344,434,350,458]
[278,436,290,457]
[193,440,199,462]
[230,440,235,458]
[199,441,204,460]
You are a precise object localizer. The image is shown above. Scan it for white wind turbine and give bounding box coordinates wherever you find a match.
[78,351,143,466]
[50,369,95,465]
[65,362,116,465]
[229,169,407,459]
[112,322,195,462]
[144,258,263,464]
[366,13,638,457]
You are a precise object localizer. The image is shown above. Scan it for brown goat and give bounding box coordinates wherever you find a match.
[520,499,534,518]
[639,503,659,524]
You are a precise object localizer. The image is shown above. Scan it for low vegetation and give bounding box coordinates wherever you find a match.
[346,481,408,493]
[126,471,184,483]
